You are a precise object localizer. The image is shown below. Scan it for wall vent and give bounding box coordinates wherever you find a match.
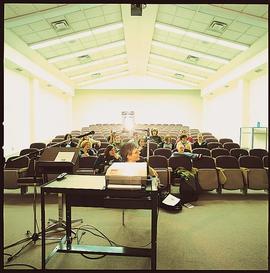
[51,20,69,31]
[208,21,227,33]
[186,55,199,64]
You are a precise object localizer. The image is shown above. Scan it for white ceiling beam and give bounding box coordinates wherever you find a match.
[121,4,159,76]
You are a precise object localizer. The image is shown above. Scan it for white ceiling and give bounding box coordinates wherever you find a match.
[4,3,268,89]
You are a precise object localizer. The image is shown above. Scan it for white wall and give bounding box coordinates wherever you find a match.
[248,73,268,127]
[202,72,268,145]
[72,89,202,130]
[4,67,73,157]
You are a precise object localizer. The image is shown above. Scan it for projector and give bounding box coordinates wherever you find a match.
[131,4,143,16]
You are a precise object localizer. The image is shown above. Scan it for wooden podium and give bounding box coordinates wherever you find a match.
[37,147,80,175]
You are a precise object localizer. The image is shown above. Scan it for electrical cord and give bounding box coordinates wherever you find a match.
[3,263,38,270]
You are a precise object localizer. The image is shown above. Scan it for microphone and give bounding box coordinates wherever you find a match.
[75,131,95,138]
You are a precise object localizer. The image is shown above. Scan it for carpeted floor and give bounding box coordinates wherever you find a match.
[3,187,268,270]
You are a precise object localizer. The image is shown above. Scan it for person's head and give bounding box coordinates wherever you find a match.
[138,137,146,148]
[151,128,158,136]
[133,132,139,139]
[104,145,116,158]
[164,135,172,144]
[197,133,203,142]
[120,142,140,162]
[179,134,188,143]
[114,134,121,144]
[81,140,91,150]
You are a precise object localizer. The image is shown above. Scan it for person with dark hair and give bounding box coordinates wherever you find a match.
[62,133,77,147]
[94,145,121,174]
[137,137,153,157]
[175,135,202,159]
[149,128,162,145]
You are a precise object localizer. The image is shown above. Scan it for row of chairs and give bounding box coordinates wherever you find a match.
[150,154,268,194]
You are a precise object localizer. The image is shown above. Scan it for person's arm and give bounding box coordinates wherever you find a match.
[187,142,192,152]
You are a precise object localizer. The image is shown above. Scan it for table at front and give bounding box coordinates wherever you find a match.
[41,175,158,270]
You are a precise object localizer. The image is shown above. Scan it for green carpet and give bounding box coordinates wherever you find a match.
[3,188,268,270]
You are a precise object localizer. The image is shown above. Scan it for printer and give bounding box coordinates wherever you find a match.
[105,162,148,189]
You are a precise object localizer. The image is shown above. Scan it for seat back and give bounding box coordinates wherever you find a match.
[79,156,98,168]
[238,155,263,169]
[20,148,39,159]
[149,142,158,151]
[223,142,240,151]
[168,155,192,171]
[238,156,267,190]
[192,148,210,156]
[215,156,244,190]
[230,148,248,158]
[30,142,46,150]
[204,138,218,143]
[211,148,230,158]
[219,138,233,145]
[207,142,223,150]
[192,156,216,169]
[215,155,240,169]
[5,156,29,169]
[149,155,168,168]
[192,156,218,191]
[153,148,172,159]
[249,148,268,159]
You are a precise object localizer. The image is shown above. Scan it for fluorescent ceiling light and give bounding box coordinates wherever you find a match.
[30,22,123,50]
[155,22,249,51]
[61,53,127,72]
[148,64,206,81]
[77,71,129,86]
[70,63,128,80]
[47,40,125,63]
[147,71,199,87]
[152,40,230,64]
[150,53,216,73]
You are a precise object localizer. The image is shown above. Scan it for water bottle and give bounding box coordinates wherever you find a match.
[256,121,260,127]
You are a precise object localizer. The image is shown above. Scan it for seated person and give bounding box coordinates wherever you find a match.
[177,129,193,144]
[149,128,163,146]
[112,134,122,152]
[128,131,140,146]
[61,133,77,147]
[192,133,207,149]
[176,135,202,159]
[94,145,121,174]
[138,137,153,157]
[79,140,98,157]
[77,135,101,151]
[107,130,117,144]
[120,142,158,178]
[161,135,174,150]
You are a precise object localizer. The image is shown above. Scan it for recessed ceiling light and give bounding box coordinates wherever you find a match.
[51,20,69,32]
[255,68,263,73]
[174,73,184,79]
[47,40,125,63]
[91,73,101,78]
[186,55,199,64]
[152,41,229,64]
[77,55,91,63]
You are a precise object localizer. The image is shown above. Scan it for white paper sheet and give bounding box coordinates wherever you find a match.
[54,152,74,162]
[162,194,180,206]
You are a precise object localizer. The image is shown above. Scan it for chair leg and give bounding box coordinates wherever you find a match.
[122,209,125,226]
[216,185,222,194]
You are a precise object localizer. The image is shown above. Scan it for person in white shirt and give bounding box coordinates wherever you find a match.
[176,135,202,159]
